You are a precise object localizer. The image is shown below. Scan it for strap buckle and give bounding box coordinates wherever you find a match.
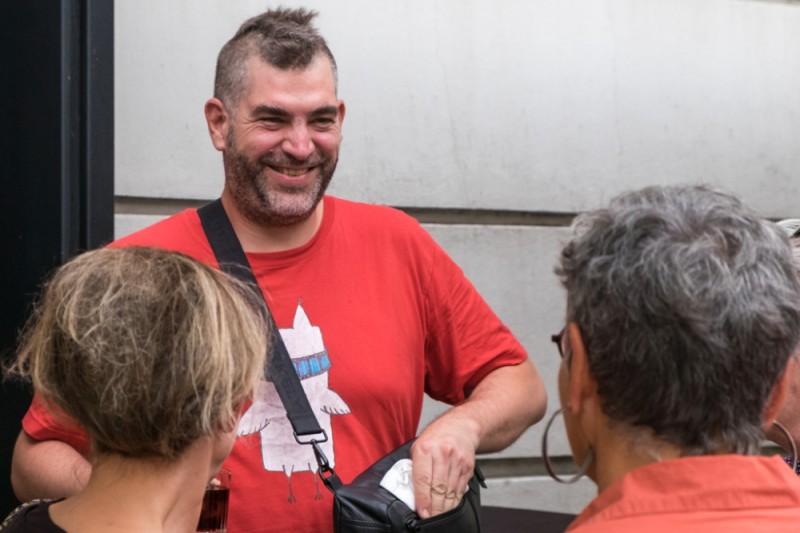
[294,430,331,472]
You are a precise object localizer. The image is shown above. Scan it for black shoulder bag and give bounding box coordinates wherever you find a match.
[198,199,485,533]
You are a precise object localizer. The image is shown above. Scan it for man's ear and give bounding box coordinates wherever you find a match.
[205,97,229,152]
[566,322,596,416]
[765,357,795,425]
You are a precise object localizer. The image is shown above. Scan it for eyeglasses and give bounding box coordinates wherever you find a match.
[551,327,566,359]
[777,218,800,238]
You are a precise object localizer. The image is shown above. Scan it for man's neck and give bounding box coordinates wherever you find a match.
[220,193,324,253]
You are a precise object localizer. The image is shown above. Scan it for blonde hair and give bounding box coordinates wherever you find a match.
[8,247,267,459]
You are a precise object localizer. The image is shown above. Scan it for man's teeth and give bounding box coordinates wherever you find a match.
[275,167,310,177]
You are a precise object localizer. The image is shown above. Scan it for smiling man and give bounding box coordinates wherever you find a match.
[210,54,343,234]
[11,8,547,532]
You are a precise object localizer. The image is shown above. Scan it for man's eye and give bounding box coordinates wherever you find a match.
[253,115,286,127]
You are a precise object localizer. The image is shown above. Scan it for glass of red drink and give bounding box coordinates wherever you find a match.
[196,468,231,533]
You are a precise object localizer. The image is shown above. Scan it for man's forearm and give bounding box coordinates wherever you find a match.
[411,358,546,518]
[459,358,547,453]
[11,431,91,502]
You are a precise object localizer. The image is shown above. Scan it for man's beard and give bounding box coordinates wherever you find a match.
[224,141,337,228]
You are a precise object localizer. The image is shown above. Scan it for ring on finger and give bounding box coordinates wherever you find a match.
[431,485,447,496]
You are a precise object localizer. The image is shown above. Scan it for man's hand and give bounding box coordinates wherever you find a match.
[410,414,479,519]
[410,359,546,519]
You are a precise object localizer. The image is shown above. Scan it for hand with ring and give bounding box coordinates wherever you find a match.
[410,416,478,519]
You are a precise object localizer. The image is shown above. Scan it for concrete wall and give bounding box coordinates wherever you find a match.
[115,0,800,515]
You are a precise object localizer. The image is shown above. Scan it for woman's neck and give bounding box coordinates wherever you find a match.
[591,422,684,493]
[48,442,214,533]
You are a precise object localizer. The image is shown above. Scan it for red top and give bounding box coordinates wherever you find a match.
[23,196,528,533]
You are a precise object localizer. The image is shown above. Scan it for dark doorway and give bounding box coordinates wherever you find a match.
[0,0,114,514]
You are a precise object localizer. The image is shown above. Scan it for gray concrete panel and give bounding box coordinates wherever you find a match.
[483,475,595,515]
[116,0,800,216]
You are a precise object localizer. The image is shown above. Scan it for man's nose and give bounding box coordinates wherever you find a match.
[282,123,314,160]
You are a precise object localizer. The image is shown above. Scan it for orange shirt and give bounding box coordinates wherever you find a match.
[569,455,800,532]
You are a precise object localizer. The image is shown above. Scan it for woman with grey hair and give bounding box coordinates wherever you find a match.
[1,247,267,532]
[543,186,800,531]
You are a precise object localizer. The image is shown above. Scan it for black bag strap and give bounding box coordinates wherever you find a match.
[197,199,328,446]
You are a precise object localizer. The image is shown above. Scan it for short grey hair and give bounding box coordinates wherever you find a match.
[557,185,800,455]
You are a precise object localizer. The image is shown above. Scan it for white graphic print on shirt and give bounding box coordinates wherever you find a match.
[238,303,351,502]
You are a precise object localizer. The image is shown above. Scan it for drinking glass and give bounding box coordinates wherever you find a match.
[196,468,231,533]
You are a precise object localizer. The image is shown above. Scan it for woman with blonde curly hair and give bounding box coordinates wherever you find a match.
[2,247,267,532]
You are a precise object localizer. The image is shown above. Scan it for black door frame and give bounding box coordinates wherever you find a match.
[0,0,114,513]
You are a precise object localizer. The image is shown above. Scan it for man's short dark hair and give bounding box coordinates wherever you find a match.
[214,7,338,109]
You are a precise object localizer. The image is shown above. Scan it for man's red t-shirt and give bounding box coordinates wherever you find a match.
[23,196,528,532]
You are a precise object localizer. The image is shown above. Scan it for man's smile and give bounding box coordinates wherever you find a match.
[270,166,315,177]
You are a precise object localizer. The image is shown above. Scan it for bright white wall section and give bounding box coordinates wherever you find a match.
[116,0,800,216]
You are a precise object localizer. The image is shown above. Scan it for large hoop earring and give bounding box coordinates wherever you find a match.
[772,420,799,474]
[541,407,594,484]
